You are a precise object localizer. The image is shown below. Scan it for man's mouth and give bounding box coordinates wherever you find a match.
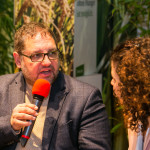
[42,70,51,74]
[40,69,53,76]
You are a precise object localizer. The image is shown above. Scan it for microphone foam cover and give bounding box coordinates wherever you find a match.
[32,79,51,98]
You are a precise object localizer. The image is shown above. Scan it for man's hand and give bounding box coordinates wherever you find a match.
[11,103,38,131]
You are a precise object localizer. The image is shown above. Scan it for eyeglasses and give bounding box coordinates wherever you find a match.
[20,49,59,62]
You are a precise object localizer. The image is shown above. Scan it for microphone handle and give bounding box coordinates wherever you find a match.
[20,99,43,147]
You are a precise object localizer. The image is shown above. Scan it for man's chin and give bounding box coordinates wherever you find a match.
[38,70,59,84]
[37,76,55,84]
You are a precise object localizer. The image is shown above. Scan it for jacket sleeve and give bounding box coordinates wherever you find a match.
[0,73,22,148]
[78,88,111,150]
[0,114,20,148]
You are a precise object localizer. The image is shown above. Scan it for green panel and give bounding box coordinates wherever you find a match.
[76,64,84,77]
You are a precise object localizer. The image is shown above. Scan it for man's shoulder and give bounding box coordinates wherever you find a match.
[0,72,23,85]
[63,73,98,91]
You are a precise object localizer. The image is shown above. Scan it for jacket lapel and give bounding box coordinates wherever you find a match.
[42,72,69,150]
[9,72,25,111]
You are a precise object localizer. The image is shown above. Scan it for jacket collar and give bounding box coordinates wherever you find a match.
[51,71,69,95]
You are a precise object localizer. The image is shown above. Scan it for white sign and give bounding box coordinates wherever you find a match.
[74,0,97,77]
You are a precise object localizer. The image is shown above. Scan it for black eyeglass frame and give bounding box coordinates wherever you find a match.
[20,49,59,62]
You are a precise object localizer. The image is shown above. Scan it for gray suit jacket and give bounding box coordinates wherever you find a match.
[0,72,111,150]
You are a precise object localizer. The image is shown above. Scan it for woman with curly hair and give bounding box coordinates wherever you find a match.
[111,37,150,150]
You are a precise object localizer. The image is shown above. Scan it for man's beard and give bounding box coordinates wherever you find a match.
[21,63,60,86]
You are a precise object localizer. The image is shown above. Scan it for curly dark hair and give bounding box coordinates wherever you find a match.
[14,22,58,54]
[111,37,150,132]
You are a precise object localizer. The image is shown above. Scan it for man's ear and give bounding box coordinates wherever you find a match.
[13,52,21,68]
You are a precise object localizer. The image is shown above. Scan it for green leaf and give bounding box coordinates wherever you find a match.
[111,123,122,133]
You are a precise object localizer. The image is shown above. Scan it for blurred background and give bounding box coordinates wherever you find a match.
[0,0,150,149]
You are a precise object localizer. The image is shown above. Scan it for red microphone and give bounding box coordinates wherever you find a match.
[20,79,51,147]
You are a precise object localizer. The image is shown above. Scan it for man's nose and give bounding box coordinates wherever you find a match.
[42,55,51,65]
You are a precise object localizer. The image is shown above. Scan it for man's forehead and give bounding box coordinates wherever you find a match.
[23,32,56,50]
[25,31,54,41]
[34,32,51,39]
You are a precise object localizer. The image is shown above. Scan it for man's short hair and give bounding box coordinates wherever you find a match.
[14,22,57,54]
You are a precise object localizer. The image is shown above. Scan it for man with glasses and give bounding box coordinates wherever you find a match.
[0,22,111,150]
